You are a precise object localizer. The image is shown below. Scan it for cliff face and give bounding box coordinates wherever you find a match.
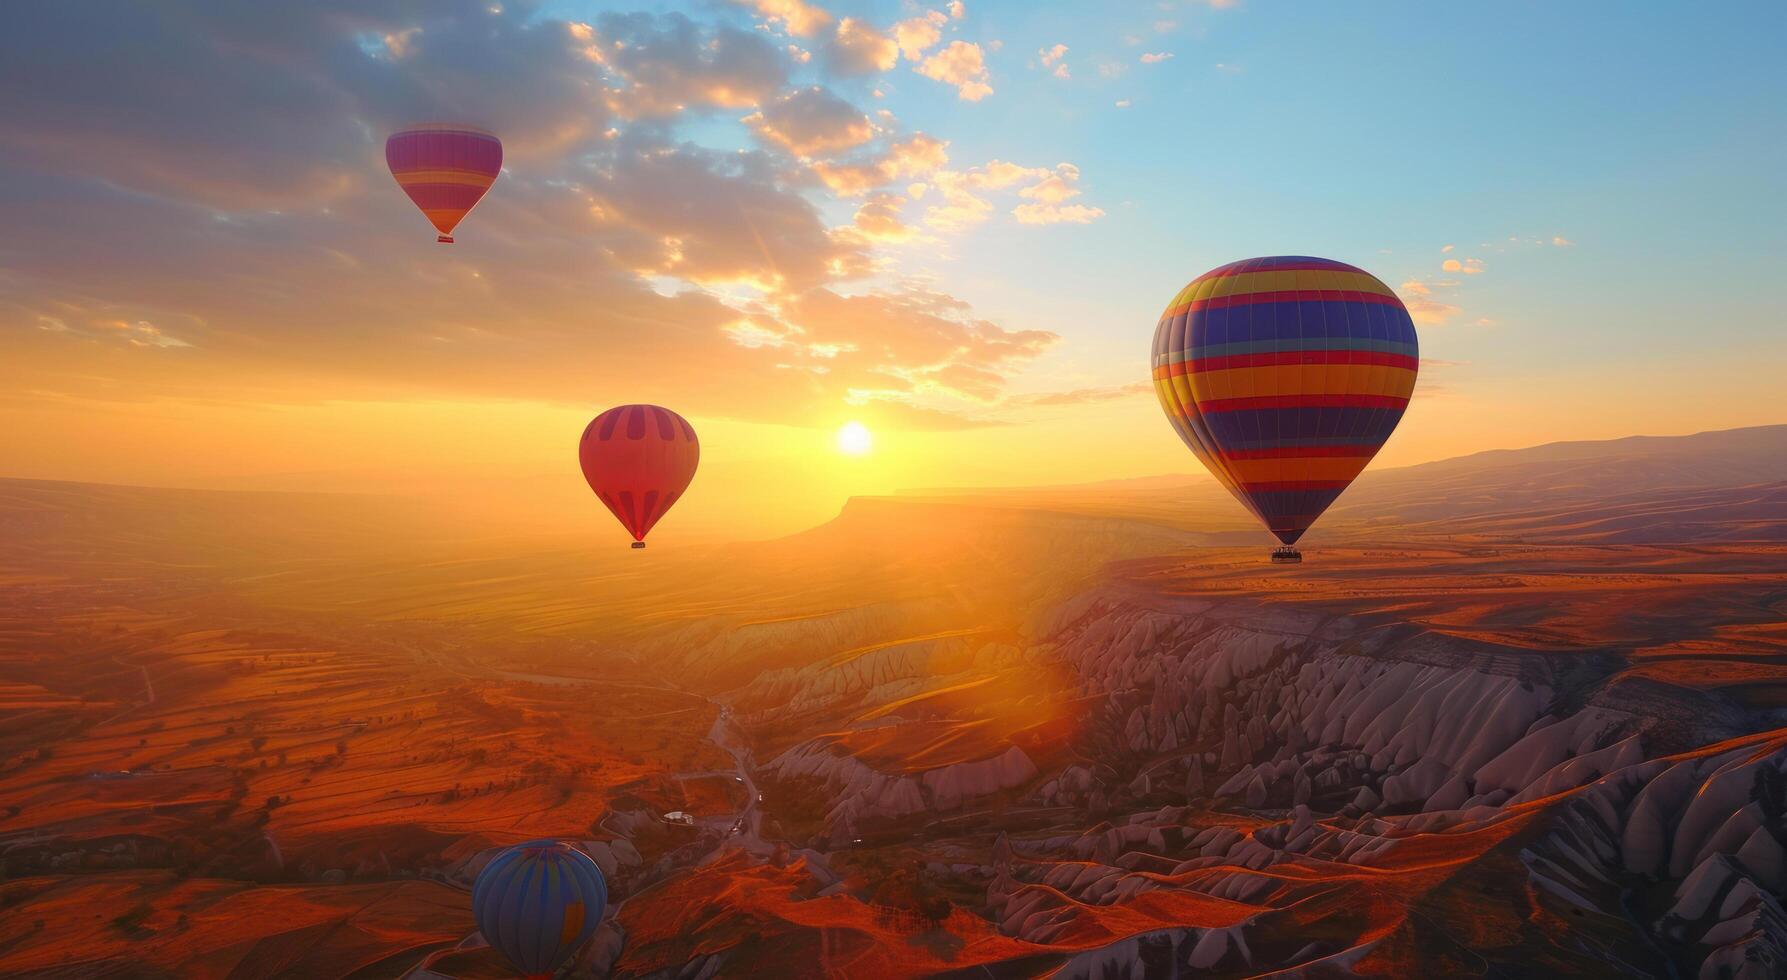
[715,567,1786,977]
[977,582,1787,976]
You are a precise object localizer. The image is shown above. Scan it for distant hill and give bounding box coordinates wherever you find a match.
[877,425,1787,546]
[0,478,497,568]
[1331,425,1787,542]
[3,425,1785,564]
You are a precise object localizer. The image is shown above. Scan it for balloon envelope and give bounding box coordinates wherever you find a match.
[579,404,699,546]
[472,840,607,979]
[1151,256,1418,545]
[385,125,502,243]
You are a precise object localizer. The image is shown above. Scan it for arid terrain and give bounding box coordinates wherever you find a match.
[3,426,1786,978]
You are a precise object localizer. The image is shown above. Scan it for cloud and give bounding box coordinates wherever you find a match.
[811,132,949,195]
[921,172,997,230]
[973,160,1049,189]
[1440,243,1455,253]
[1398,279,1462,326]
[894,11,948,61]
[0,2,1093,435]
[825,17,899,75]
[948,1,966,18]
[595,12,788,117]
[1018,381,1150,406]
[1115,99,1132,108]
[743,86,875,158]
[779,284,1057,402]
[738,0,833,38]
[1040,44,1070,79]
[1012,164,1105,225]
[842,192,918,243]
[914,160,1103,229]
[1140,52,1174,64]
[1441,257,1484,275]
[916,41,994,100]
[1552,235,1573,246]
[0,2,611,210]
[1013,203,1103,225]
[591,145,870,291]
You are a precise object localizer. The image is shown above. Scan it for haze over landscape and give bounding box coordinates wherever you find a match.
[3,1,1787,978]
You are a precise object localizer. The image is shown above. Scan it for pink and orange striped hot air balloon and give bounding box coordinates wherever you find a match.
[1151,256,1419,563]
[384,125,502,244]
[579,405,700,549]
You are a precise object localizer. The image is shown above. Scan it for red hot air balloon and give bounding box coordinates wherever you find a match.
[1151,256,1419,563]
[385,125,502,243]
[579,405,699,548]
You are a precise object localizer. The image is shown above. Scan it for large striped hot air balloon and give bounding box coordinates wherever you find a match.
[385,125,502,243]
[578,404,700,549]
[472,840,607,980]
[1151,256,1418,562]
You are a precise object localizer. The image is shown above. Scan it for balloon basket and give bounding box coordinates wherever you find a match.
[436,234,454,244]
[631,541,646,549]
[1269,547,1302,564]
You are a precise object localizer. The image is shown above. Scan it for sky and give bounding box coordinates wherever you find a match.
[2,1,1784,540]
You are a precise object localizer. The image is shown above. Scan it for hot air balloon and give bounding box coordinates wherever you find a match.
[1151,256,1418,563]
[579,404,699,549]
[472,840,607,980]
[385,125,502,243]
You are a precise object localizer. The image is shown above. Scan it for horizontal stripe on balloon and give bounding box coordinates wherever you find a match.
[393,168,501,185]
[1155,337,1418,365]
[1221,443,1381,460]
[1159,349,1418,377]
[1163,270,1395,315]
[1227,456,1372,483]
[1163,270,1401,311]
[1206,435,1390,452]
[1183,364,1416,401]
[1236,479,1354,493]
[403,188,490,208]
[1192,406,1408,446]
[1192,393,1411,414]
[1167,289,1405,319]
[1158,302,1419,349]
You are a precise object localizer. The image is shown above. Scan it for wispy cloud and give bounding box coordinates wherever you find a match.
[1017,381,1150,406]
[1398,279,1463,326]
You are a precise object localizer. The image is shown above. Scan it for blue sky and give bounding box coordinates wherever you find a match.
[634,0,1787,412]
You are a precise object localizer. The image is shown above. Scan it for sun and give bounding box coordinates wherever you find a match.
[836,421,873,456]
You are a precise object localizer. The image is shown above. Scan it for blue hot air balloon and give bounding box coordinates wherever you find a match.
[472,840,608,979]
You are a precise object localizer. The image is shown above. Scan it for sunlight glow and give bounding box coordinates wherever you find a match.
[836,421,873,456]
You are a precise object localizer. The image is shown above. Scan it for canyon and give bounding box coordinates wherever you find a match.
[2,426,1785,977]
